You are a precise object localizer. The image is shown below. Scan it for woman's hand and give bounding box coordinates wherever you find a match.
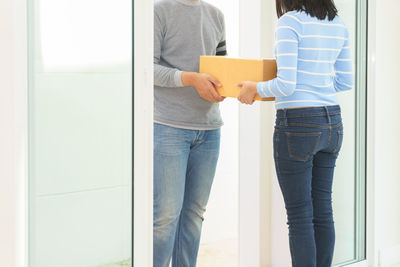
[237,81,258,105]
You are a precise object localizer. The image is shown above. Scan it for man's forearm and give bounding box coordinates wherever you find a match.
[154,63,184,88]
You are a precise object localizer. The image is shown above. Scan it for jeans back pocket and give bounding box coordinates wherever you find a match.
[333,130,344,156]
[286,132,322,162]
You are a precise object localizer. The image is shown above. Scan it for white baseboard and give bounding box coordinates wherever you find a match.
[379,244,400,267]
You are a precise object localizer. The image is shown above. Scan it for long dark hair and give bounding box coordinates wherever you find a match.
[276,0,338,21]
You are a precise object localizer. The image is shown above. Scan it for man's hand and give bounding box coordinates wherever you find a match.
[182,72,225,103]
[237,81,258,105]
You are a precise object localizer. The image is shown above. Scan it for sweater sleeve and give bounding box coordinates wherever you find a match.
[216,13,227,56]
[154,10,184,88]
[333,29,354,92]
[257,15,300,98]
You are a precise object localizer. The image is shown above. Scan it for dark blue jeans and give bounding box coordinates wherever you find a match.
[273,106,344,267]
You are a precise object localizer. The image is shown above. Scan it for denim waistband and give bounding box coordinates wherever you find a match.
[276,105,341,119]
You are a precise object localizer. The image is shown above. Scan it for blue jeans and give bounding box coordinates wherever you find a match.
[153,123,221,267]
[273,106,344,267]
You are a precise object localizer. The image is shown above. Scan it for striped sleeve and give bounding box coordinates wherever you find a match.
[154,9,184,87]
[334,30,354,92]
[257,15,299,98]
[216,13,227,56]
[216,40,227,56]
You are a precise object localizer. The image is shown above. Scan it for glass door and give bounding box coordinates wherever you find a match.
[332,0,367,265]
[27,0,133,266]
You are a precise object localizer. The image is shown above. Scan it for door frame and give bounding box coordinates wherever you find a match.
[0,0,29,265]
[133,0,154,266]
[0,0,154,266]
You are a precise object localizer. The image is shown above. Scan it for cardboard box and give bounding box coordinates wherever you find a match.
[199,56,277,101]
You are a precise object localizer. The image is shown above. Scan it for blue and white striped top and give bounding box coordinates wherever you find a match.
[257,11,354,109]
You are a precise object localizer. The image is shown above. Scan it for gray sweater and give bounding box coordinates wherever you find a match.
[154,0,227,130]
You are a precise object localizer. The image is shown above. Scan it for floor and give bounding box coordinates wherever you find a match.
[197,238,239,267]
[99,259,130,267]
[98,255,400,267]
[98,238,239,267]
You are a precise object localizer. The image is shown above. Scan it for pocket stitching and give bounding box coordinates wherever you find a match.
[286,132,322,162]
[333,130,344,155]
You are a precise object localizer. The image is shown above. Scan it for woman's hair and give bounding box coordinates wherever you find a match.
[276,0,338,21]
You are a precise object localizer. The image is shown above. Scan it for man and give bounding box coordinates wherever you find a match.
[153,0,227,266]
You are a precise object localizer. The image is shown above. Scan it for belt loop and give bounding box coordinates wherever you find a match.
[283,109,288,126]
[324,106,331,124]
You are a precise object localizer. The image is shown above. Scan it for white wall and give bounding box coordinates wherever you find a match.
[237,0,276,266]
[200,0,240,246]
[372,0,400,266]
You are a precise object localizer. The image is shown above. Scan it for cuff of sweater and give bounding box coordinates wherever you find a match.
[257,82,270,98]
[174,70,184,87]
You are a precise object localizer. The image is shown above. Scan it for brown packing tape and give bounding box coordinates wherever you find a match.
[199,56,277,101]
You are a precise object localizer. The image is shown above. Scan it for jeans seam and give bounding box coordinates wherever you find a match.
[327,126,332,148]
[276,111,341,119]
[274,129,280,158]
[274,145,282,194]
[285,121,342,129]
[289,239,296,267]
[173,215,183,267]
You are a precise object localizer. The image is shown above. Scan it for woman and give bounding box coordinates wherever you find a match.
[237,0,353,266]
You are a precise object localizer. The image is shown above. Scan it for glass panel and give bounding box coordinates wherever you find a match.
[332,0,367,265]
[28,0,132,266]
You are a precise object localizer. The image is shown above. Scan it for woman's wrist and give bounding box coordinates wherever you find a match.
[256,82,263,97]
